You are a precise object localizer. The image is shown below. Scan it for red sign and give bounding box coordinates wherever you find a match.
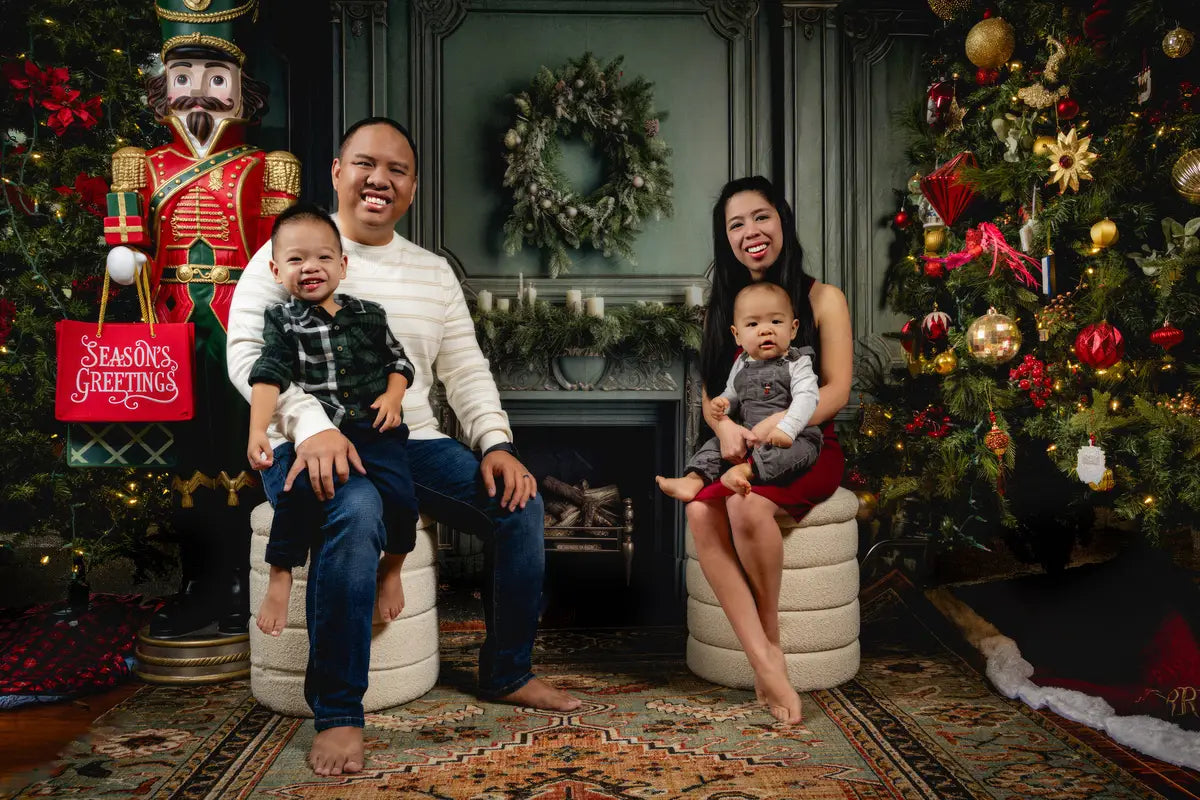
[55,320,195,422]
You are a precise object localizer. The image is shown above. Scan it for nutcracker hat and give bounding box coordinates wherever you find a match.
[156,0,258,66]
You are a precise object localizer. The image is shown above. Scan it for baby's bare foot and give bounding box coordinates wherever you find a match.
[256,567,292,636]
[376,554,407,622]
[655,474,705,502]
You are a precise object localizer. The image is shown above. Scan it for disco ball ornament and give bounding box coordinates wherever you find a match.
[927,0,973,21]
[966,307,1022,364]
[965,16,1016,70]
[1074,321,1125,369]
[1162,26,1195,59]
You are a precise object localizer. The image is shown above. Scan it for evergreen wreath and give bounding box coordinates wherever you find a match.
[502,53,673,277]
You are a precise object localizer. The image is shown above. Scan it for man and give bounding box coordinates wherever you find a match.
[104,0,299,638]
[226,117,580,776]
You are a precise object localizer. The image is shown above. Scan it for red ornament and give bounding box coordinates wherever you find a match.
[924,259,946,279]
[1074,321,1125,369]
[1056,96,1080,120]
[920,152,978,228]
[900,318,917,353]
[922,308,951,339]
[926,80,956,126]
[975,68,1000,85]
[893,208,911,228]
[1150,321,1184,353]
[0,298,15,348]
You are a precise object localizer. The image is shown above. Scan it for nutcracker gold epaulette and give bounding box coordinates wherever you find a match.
[263,151,301,196]
[111,146,148,192]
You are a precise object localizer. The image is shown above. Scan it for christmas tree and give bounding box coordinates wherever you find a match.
[844,0,1200,570]
[0,1,173,577]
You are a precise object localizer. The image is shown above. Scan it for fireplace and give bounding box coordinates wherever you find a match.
[437,357,698,627]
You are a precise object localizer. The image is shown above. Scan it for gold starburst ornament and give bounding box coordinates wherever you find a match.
[1045,127,1099,194]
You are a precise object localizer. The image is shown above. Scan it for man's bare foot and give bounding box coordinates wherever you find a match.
[498,677,582,712]
[756,647,802,724]
[376,553,407,622]
[256,566,292,636]
[720,463,753,495]
[655,473,705,502]
[308,726,363,776]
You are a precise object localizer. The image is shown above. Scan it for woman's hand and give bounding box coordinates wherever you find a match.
[716,416,755,463]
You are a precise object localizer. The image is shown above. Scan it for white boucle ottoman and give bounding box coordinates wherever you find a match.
[685,486,860,691]
[248,502,439,717]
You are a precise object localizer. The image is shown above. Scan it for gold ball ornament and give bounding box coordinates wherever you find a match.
[924,225,948,255]
[965,17,1016,70]
[1032,135,1057,157]
[966,307,1022,365]
[1087,468,1114,492]
[927,0,973,20]
[1162,26,1195,59]
[932,349,958,375]
[854,490,878,522]
[1171,149,1200,205]
[1089,217,1119,249]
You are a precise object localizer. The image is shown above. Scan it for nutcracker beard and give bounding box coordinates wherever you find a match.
[170,96,236,144]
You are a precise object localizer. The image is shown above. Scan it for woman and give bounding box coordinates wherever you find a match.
[688,176,851,724]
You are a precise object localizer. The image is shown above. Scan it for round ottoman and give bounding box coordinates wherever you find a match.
[248,502,440,717]
[686,486,860,691]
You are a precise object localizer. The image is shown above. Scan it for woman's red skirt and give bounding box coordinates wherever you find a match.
[691,422,844,521]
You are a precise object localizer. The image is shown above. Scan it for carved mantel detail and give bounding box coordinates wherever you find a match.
[331,0,388,37]
[413,0,468,36]
[700,0,759,41]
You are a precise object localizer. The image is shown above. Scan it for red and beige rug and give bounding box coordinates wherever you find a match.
[7,573,1196,799]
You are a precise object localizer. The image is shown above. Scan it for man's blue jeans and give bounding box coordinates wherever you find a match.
[260,436,545,731]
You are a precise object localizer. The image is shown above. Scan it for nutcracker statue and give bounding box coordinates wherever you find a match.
[105,0,299,639]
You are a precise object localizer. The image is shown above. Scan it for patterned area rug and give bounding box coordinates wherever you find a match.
[8,572,1196,799]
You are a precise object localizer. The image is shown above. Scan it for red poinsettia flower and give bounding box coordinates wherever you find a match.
[54,172,109,217]
[3,59,69,107]
[0,297,16,347]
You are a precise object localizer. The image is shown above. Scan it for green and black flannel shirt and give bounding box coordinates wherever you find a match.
[249,294,415,428]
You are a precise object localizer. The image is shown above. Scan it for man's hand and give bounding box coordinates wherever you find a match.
[720,462,754,495]
[370,388,405,432]
[247,431,274,470]
[481,449,537,512]
[715,417,756,463]
[286,429,365,500]
[711,396,731,417]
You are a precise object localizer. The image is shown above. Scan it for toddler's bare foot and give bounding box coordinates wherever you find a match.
[655,473,705,502]
[499,677,581,712]
[256,566,292,636]
[376,553,407,622]
[308,726,363,776]
[720,464,753,496]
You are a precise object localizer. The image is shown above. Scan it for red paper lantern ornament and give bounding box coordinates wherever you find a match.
[1074,321,1125,368]
[920,152,978,228]
[1150,320,1184,353]
[922,306,951,339]
[1056,96,1080,120]
[926,81,956,127]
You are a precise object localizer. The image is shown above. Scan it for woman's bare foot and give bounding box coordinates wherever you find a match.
[655,473,705,502]
[757,646,802,724]
[308,726,363,776]
[376,553,407,622]
[256,566,292,636]
[499,677,582,712]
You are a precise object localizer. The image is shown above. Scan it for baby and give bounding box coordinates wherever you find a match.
[657,281,822,499]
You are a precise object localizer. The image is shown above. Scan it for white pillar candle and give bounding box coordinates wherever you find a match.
[585,296,605,318]
[476,289,493,313]
[496,297,511,312]
[523,283,537,306]
[565,288,583,313]
[684,284,704,307]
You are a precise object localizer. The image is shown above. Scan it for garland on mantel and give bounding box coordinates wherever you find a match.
[501,53,673,277]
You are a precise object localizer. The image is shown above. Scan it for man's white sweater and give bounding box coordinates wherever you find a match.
[226,233,512,453]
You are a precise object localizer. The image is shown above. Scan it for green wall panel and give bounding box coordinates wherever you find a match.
[439,13,731,279]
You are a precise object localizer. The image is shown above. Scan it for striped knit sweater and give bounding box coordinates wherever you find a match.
[227,232,512,453]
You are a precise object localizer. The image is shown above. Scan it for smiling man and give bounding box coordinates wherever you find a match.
[226,117,579,777]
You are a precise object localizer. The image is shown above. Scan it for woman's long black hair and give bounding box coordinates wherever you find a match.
[700,176,817,397]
